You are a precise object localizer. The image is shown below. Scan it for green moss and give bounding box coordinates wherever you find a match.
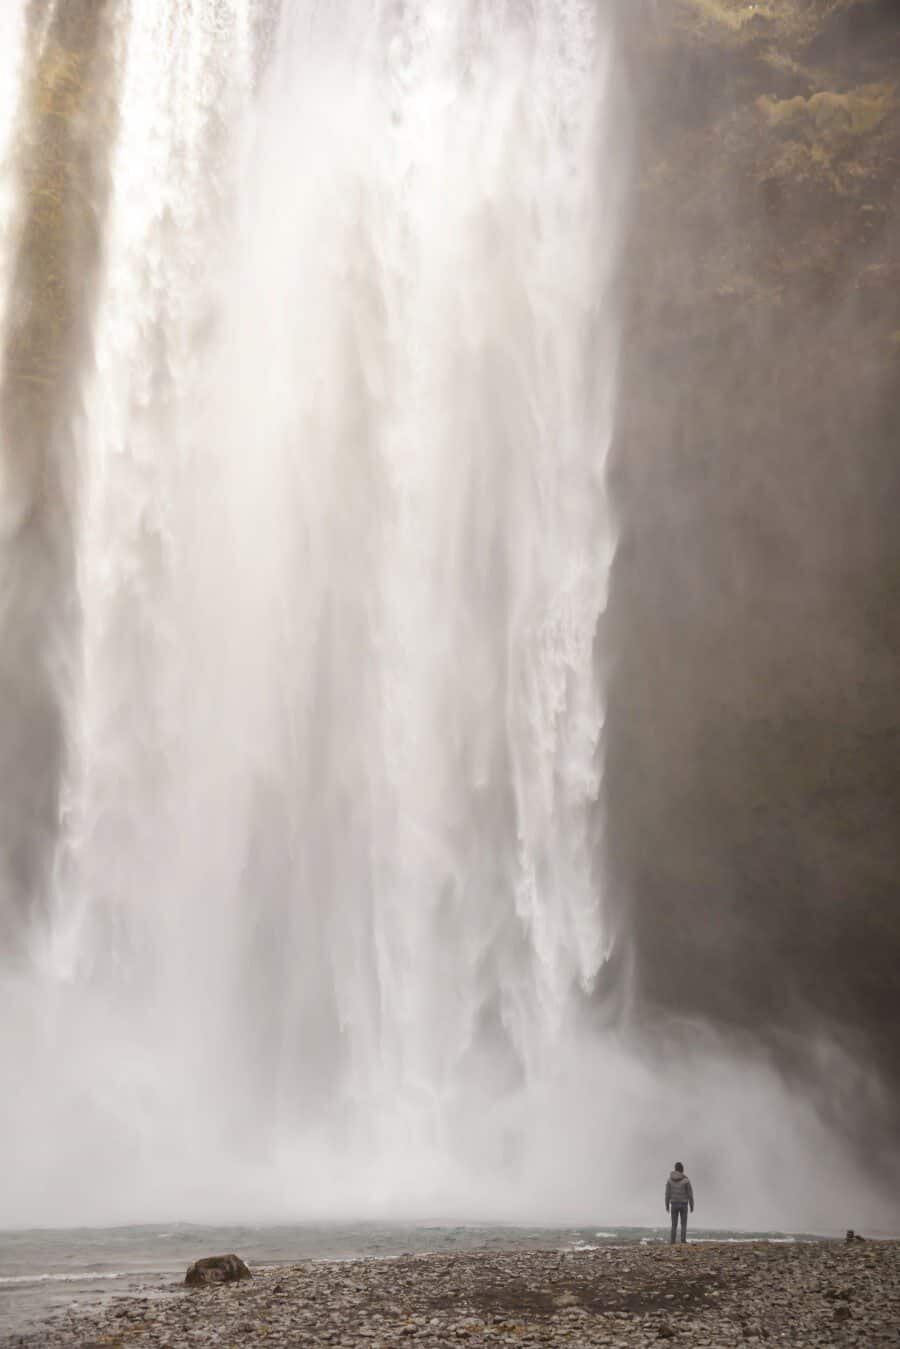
[674,0,873,44]
[758,85,896,138]
[678,0,769,32]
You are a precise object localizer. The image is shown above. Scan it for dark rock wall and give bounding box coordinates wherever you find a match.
[607,0,900,1124]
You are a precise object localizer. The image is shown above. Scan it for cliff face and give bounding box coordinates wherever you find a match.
[0,1,117,953]
[607,0,900,1132]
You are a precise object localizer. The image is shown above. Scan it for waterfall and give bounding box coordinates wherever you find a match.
[0,0,625,1225]
[4,3,894,1235]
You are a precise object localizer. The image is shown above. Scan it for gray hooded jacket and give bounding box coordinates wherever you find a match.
[665,1171,694,1209]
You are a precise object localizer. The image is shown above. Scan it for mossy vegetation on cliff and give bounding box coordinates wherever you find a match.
[675,0,883,44]
[609,0,900,1150]
[623,0,900,350]
[758,84,894,138]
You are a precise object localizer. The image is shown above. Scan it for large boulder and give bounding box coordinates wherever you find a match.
[184,1253,252,1287]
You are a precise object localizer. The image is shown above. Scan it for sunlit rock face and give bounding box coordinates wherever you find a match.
[608,0,900,1141]
[0,0,116,953]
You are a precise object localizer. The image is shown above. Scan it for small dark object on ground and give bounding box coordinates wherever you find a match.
[846,1230,866,1243]
[184,1253,252,1287]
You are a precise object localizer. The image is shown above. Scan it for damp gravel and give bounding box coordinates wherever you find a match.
[4,1237,899,1348]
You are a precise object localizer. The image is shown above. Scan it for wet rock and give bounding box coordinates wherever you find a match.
[12,1240,900,1348]
[184,1252,252,1286]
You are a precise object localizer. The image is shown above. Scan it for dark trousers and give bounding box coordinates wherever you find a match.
[670,1203,688,1243]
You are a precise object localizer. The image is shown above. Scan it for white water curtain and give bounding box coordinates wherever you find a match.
[0,1,621,1223]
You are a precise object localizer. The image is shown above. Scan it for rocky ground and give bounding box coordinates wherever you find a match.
[6,1241,900,1348]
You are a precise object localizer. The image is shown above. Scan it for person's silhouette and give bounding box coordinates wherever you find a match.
[665,1161,694,1244]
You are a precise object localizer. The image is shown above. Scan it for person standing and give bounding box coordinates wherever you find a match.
[665,1161,694,1243]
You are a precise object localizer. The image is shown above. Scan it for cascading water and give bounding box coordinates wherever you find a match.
[2,2,896,1235]
[1,0,626,1226]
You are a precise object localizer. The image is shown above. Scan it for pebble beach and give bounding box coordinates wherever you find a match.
[6,1240,899,1348]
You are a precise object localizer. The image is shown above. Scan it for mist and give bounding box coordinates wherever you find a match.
[606,0,900,1192]
[1,0,898,1237]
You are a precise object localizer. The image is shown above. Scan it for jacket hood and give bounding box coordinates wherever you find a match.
[670,1170,688,1182]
